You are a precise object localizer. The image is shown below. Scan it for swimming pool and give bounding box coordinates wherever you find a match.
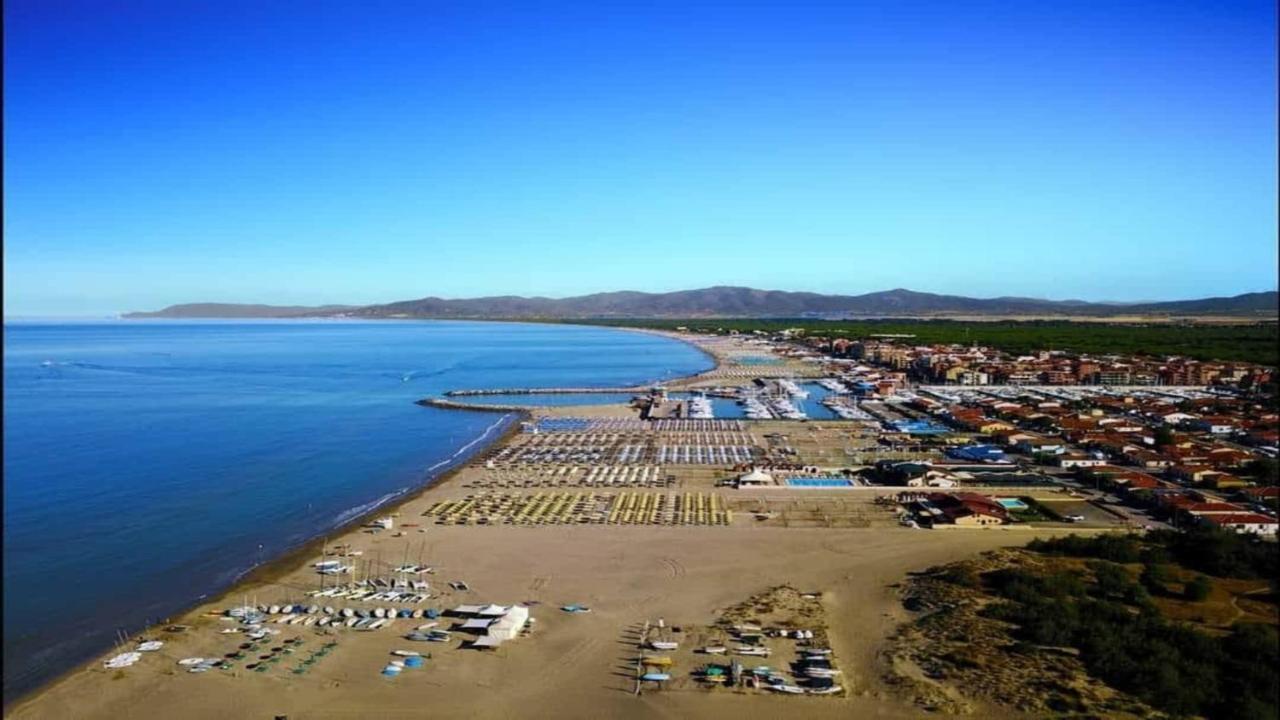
[996,498,1029,511]
[785,477,854,488]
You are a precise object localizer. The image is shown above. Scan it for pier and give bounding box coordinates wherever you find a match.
[416,398,534,413]
[445,387,648,397]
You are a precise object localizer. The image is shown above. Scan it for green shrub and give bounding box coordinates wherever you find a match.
[1183,575,1212,602]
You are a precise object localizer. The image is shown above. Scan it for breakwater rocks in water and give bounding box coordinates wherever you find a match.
[417,397,534,413]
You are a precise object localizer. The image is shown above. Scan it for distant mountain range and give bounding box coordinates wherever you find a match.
[123,303,360,318]
[124,287,1279,320]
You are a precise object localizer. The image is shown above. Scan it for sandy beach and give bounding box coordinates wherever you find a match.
[9,331,1081,719]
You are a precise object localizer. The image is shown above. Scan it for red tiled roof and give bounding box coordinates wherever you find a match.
[1202,513,1278,526]
[1183,502,1249,514]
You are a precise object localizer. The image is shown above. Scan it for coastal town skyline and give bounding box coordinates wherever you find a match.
[5,0,1277,315]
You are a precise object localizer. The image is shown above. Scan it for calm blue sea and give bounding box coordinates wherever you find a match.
[1,319,711,701]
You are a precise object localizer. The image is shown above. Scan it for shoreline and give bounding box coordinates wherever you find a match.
[5,325,718,712]
[4,409,526,713]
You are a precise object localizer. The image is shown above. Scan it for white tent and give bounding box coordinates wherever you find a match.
[477,604,509,617]
[489,606,529,641]
[737,468,774,487]
[460,618,493,631]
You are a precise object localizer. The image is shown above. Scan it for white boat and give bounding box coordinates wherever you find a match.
[268,605,280,614]
[392,650,420,657]
[416,622,439,631]
[766,684,805,694]
[735,646,769,656]
[373,608,385,618]
[177,658,206,666]
[104,652,141,668]
[807,685,843,695]
[701,646,727,654]
[804,668,842,677]
[648,641,679,651]
[137,641,164,652]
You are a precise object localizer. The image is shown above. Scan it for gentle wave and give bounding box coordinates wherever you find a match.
[330,487,410,528]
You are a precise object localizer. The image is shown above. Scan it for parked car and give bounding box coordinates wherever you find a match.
[1065,514,1086,522]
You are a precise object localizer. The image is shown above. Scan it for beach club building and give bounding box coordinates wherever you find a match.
[451,604,531,648]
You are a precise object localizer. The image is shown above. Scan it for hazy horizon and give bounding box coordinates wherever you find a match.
[5,0,1277,316]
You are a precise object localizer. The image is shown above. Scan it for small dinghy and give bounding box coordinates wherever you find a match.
[648,641,678,651]
[700,646,727,654]
[640,673,670,682]
[137,641,164,652]
[177,658,206,666]
[104,652,141,668]
[392,650,420,657]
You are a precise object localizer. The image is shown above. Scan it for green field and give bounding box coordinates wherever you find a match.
[576,318,1278,366]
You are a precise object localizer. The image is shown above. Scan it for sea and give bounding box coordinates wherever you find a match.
[1,319,713,702]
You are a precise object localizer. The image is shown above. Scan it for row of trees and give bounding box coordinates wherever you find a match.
[585,318,1280,366]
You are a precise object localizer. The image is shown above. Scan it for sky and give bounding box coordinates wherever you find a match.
[4,0,1277,316]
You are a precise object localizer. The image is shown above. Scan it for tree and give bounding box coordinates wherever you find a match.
[1246,458,1279,486]
[1140,563,1172,595]
[1183,575,1212,602]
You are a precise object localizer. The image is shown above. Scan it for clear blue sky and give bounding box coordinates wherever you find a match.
[5,0,1276,315]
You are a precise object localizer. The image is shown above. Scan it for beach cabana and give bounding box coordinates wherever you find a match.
[488,606,529,641]
[736,468,774,488]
